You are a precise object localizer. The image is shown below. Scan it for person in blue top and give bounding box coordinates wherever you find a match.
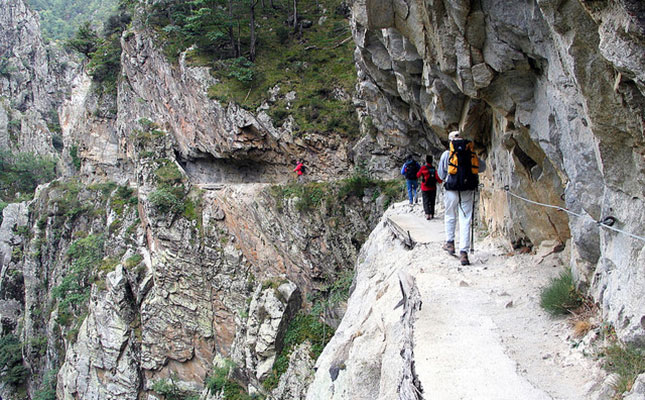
[401,155,421,206]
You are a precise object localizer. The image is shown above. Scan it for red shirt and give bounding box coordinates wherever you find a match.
[294,162,304,176]
[417,164,442,191]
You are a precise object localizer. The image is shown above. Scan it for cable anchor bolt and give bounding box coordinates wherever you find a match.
[599,216,617,226]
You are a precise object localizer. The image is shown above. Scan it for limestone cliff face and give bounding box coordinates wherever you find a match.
[0,0,78,157]
[0,175,387,399]
[351,0,645,343]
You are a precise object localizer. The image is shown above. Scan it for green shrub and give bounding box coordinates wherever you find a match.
[149,160,188,214]
[124,254,143,269]
[32,369,58,400]
[110,185,137,215]
[270,182,329,213]
[263,312,334,391]
[276,26,290,44]
[338,174,371,199]
[52,234,104,325]
[69,145,81,170]
[0,334,29,385]
[295,183,326,212]
[540,269,583,315]
[29,335,48,357]
[206,361,254,400]
[0,57,16,78]
[600,342,645,396]
[149,186,185,214]
[155,162,183,183]
[152,378,183,400]
[67,22,100,56]
[0,151,58,202]
[310,268,354,319]
[226,57,255,83]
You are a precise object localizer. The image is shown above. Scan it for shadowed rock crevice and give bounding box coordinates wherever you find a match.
[177,152,291,184]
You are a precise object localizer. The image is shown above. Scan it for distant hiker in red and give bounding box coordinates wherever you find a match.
[294,160,305,182]
[417,154,442,220]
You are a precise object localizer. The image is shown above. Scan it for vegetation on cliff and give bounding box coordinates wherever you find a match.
[0,151,57,222]
[66,2,131,95]
[539,269,584,316]
[142,0,359,138]
[27,0,118,41]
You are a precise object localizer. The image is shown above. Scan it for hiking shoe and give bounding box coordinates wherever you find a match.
[443,241,455,255]
[425,214,431,220]
[460,251,470,266]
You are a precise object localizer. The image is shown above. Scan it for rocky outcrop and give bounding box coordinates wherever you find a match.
[307,214,421,400]
[242,282,301,382]
[0,161,388,399]
[0,0,78,157]
[269,342,316,400]
[117,27,352,184]
[351,0,645,343]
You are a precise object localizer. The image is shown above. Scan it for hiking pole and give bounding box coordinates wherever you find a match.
[470,188,476,254]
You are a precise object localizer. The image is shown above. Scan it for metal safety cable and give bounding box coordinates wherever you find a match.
[501,185,645,243]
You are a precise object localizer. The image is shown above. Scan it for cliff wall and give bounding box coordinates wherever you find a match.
[351,0,645,343]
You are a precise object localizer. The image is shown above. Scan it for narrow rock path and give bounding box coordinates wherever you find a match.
[388,202,605,400]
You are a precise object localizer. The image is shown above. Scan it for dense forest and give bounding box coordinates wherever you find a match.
[27,0,118,41]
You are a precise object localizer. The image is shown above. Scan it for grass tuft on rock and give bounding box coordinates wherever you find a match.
[539,269,583,316]
[602,343,645,396]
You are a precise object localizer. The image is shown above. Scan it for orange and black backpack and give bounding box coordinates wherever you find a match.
[445,139,479,191]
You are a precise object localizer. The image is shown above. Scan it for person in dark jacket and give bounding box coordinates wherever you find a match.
[401,155,421,206]
[417,154,442,219]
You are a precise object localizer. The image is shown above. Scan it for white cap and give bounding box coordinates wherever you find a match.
[448,130,461,140]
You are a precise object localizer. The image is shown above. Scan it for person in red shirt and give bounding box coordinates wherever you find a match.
[417,155,442,219]
[294,160,305,182]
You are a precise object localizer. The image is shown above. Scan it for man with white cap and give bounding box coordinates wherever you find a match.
[437,130,486,265]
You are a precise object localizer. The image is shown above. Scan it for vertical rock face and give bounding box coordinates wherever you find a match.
[0,0,78,156]
[243,282,301,382]
[306,217,421,400]
[116,28,352,184]
[351,0,645,342]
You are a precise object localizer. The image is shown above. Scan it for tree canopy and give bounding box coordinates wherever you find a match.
[27,0,118,41]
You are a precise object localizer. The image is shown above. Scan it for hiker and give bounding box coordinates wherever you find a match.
[401,155,421,206]
[437,130,486,266]
[294,159,305,182]
[417,154,442,220]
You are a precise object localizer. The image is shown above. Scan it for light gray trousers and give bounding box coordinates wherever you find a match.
[444,190,475,253]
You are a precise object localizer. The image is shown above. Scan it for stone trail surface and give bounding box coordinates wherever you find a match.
[396,203,604,400]
[309,201,606,399]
